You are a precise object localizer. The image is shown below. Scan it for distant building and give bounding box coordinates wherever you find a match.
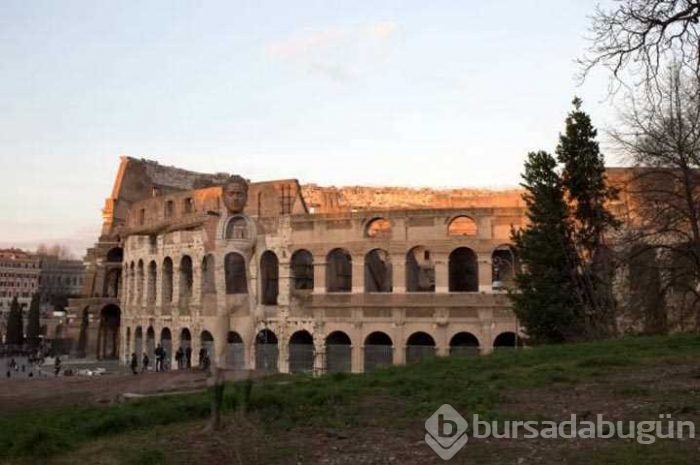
[38,256,85,314]
[0,249,41,315]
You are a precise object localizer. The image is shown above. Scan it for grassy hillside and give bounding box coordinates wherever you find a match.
[2,334,700,464]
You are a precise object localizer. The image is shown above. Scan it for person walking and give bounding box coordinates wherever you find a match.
[142,352,149,373]
[154,344,163,372]
[175,347,184,369]
[185,346,192,369]
[54,356,61,377]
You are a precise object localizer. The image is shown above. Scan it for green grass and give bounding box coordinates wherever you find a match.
[1,333,699,462]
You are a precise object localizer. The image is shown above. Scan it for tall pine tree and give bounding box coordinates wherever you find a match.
[556,97,620,339]
[26,292,41,347]
[6,296,24,346]
[510,151,581,343]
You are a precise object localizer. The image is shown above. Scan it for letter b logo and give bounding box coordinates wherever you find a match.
[425,405,469,460]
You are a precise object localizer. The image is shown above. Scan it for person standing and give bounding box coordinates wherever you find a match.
[130,353,138,374]
[142,352,149,373]
[175,347,184,369]
[185,346,192,369]
[54,356,61,377]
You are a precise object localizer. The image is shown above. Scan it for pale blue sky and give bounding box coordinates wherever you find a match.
[0,0,617,255]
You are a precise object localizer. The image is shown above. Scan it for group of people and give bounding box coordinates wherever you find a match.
[130,344,201,374]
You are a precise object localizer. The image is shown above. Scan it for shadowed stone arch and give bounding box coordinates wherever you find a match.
[364,331,393,372]
[449,332,480,357]
[255,329,278,372]
[289,330,314,374]
[325,331,352,373]
[449,247,479,292]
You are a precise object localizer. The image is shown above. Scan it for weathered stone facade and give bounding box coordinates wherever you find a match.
[70,157,525,370]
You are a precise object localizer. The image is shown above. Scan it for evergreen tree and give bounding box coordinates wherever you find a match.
[6,296,24,346]
[26,293,41,347]
[510,151,581,343]
[556,97,620,338]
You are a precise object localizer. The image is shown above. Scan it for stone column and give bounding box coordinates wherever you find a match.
[434,253,449,293]
[478,254,493,293]
[313,260,326,294]
[352,260,364,294]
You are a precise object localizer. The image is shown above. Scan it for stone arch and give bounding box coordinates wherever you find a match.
[449,247,479,292]
[145,326,156,362]
[147,261,157,304]
[289,330,314,374]
[106,247,123,263]
[179,328,192,368]
[160,327,172,366]
[225,216,249,239]
[97,304,120,360]
[201,254,216,295]
[179,255,193,300]
[492,245,518,290]
[325,331,352,373]
[493,332,521,350]
[406,246,435,292]
[137,260,144,304]
[405,331,436,363]
[200,330,214,364]
[225,252,247,294]
[449,332,480,357]
[326,248,352,292]
[365,217,392,238]
[162,257,174,304]
[291,249,314,290]
[255,329,279,372]
[104,268,121,298]
[226,331,245,370]
[364,331,393,372]
[129,262,136,303]
[125,326,131,359]
[364,249,392,293]
[447,215,478,236]
[134,326,143,358]
[260,251,279,305]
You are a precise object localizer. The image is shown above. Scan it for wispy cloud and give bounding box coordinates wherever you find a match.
[265,21,400,81]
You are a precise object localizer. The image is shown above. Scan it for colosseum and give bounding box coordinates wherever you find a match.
[69,156,528,373]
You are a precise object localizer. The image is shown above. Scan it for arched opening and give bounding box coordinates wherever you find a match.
[179,255,193,300]
[146,326,156,362]
[449,332,480,357]
[225,252,247,294]
[137,260,144,304]
[325,331,352,373]
[200,331,214,366]
[160,327,172,369]
[493,332,521,350]
[162,257,174,304]
[291,249,314,290]
[366,218,392,238]
[134,326,143,359]
[129,262,135,303]
[125,327,131,360]
[326,248,352,292]
[179,328,192,368]
[54,323,65,339]
[201,255,216,295]
[289,330,314,374]
[405,332,436,364]
[106,247,123,263]
[255,329,278,372]
[448,216,478,236]
[225,216,249,239]
[147,261,157,304]
[97,304,120,360]
[104,268,121,298]
[364,331,393,372]
[449,247,479,292]
[226,331,245,370]
[260,251,279,305]
[492,245,518,290]
[406,246,435,292]
[364,249,392,293]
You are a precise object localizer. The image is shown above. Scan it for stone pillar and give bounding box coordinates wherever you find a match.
[213,314,228,368]
[278,260,291,306]
[352,260,364,293]
[479,308,495,354]
[434,253,449,293]
[172,262,181,308]
[393,253,406,293]
[313,261,326,294]
[478,254,492,293]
